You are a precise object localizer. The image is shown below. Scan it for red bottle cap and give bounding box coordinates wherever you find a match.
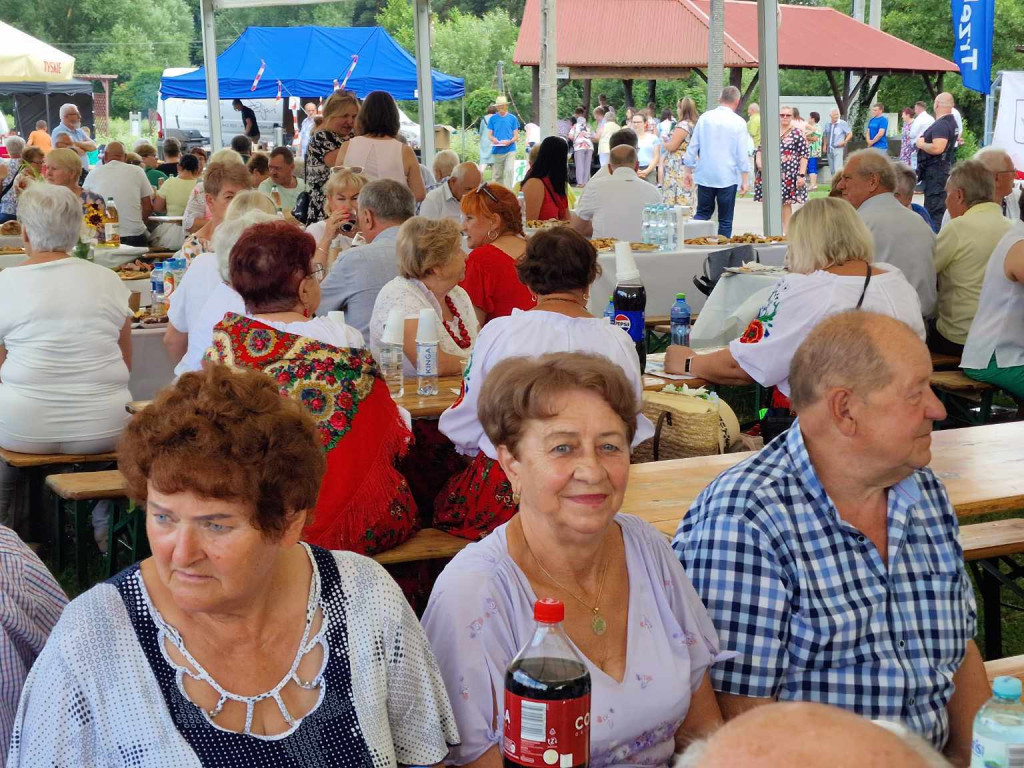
[534,598,564,624]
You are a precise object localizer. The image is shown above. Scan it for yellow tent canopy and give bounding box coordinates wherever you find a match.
[0,22,75,82]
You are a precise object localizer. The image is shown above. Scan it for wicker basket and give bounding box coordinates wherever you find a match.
[632,390,740,463]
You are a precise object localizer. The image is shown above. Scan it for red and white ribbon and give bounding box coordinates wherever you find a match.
[250,59,266,92]
[338,55,359,91]
[275,80,282,101]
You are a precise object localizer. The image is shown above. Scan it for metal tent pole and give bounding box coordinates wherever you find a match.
[538,0,557,138]
[200,0,223,151]
[984,72,1001,147]
[413,0,436,166]
[461,94,466,156]
[758,0,783,236]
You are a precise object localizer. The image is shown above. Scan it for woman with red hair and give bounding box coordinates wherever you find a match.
[459,183,533,325]
[207,220,418,555]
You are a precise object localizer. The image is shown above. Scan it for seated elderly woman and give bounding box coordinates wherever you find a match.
[460,183,532,325]
[369,216,478,377]
[43,147,105,217]
[165,190,276,374]
[0,184,131,528]
[7,364,458,764]
[665,197,926,400]
[305,168,368,269]
[423,353,725,767]
[1,140,44,222]
[181,147,247,235]
[207,221,417,555]
[437,227,653,540]
[179,159,253,260]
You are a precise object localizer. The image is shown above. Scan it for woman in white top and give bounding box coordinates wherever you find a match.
[336,91,426,202]
[435,227,654,541]
[666,197,926,396]
[166,190,276,375]
[0,185,132,514]
[370,216,477,376]
[305,168,368,270]
[962,225,1024,400]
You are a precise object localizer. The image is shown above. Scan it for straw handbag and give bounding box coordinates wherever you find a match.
[632,389,740,463]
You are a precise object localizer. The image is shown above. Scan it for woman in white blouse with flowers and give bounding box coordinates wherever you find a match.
[370,216,478,376]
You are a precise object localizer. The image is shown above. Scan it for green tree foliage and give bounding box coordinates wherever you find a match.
[111,68,165,118]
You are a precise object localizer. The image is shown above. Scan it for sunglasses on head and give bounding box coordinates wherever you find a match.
[476,182,499,203]
[331,165,364,175]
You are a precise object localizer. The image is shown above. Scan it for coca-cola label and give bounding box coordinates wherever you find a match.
[614,311,645,343]
[503,692,590,768]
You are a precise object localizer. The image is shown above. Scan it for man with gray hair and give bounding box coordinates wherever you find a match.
[969,147,1019,221]
[931,158,1013,355]
[317,179,416,338]
[420,160,481,222]
[82,141,154,246]
[836,149,936,316]
[674,311,989,765]
[892,161,937,230]
[50,103,96,168]
[571,144,661,241]
[682,85,750,238]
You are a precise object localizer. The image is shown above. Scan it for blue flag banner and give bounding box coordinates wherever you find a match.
[952,0,995,95]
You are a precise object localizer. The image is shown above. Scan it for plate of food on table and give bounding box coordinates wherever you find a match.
[589,238,659,253]
[684,233,788,248]
[0,246,25,255]
[722,262,789,276]
[132,307,168,327]
[115,260,154,280]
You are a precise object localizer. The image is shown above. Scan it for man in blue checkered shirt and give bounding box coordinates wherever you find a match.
[674,311,989,765]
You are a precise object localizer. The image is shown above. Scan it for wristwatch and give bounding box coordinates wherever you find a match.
[684,357,694,375]
[798,173,807,178]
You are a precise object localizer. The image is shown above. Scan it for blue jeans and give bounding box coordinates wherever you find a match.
[695,184,737,238]
[0,213,16,224]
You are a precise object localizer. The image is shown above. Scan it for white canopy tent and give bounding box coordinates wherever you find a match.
[0,22,75,83]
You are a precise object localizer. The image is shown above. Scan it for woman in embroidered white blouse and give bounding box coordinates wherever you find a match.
[370,216,479,376]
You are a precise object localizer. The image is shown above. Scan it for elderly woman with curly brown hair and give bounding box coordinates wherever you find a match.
[7,364,459,766]
[436,227,653,540]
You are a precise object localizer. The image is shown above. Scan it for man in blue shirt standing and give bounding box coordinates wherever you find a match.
[674,311,989,765]
[488,95,519,188]
[865,103,889,152]
[682,86,750,238]
[50,103,97,171]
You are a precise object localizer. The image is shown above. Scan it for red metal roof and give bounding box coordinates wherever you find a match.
[514,0,958,74]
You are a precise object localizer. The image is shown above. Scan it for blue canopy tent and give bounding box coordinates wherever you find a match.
[160,26,464,102]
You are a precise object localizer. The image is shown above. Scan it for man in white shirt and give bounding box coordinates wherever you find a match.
[571,145,661,242]
[82,141,154,245]
[908,101,935,171]
[419,162,481,222]
[682,86,750,238]
[836,149,937,317]
[299,102,317,160]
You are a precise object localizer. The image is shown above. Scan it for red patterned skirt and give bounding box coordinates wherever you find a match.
[434,452,518,540]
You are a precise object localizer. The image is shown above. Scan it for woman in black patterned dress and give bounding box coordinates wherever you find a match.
[754,105,810,232]
[305,91,359,224]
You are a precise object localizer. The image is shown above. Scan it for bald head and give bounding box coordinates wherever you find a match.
[449,162,482,200]
[934,92,954,116]
[103,142,125,163]
[609,144,638,170]
[975,146,1016,201]
[678,702,950,768]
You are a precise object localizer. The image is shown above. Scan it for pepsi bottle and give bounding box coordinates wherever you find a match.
[613,275,647,373]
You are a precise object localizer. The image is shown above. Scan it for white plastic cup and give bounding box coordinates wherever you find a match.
[381,307,406,345]
[327,310,346,328]
[415,308,439,343]
[614,241,640,282]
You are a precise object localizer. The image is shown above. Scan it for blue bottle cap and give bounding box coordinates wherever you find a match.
[994,676,1022,700]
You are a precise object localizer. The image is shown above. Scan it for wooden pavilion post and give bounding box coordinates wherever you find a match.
[622,79,634,109]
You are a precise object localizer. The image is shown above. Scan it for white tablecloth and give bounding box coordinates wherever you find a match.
[0,234,22,249]
[91,245,149,268]
[130,326,175,401]
[0,252,25,270]
[690,273,784,348]
[587,243,787,317]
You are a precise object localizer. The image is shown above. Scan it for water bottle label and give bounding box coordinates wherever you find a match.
[614,311,645,343]
[417,344,437,376]
[503,692,590,768]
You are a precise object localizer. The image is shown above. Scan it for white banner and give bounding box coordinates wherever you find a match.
[993,71,1024,173]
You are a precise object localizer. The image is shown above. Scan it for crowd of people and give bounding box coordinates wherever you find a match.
[0,83,1021,767]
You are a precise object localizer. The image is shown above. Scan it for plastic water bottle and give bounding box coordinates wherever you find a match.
[971,676,1024,767]
[670,293,691,347]
[641,205,652,245]
[603,295,615,324]
[379,307,406,399]
[150,264,165,315]
[415,308,439,396]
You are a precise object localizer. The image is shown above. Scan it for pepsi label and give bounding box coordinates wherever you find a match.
[614,311,645,343]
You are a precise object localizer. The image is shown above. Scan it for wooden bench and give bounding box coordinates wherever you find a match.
[0,448,118,468]
[126,400,152,415]
[986,655,1024,684]
[963,519,1024,659]
[46,470,135,588]
[373,528,469,565]
[931,371,997,425]
[930,352,962,371]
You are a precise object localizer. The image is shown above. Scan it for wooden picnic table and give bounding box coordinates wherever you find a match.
[623,421,1024,537]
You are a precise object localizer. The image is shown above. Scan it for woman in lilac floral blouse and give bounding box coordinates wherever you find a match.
[422,353,726,767]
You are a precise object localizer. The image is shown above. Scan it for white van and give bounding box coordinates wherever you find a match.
[157,68,421,149]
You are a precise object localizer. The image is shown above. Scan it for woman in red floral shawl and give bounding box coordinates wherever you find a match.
[207,221,418,555]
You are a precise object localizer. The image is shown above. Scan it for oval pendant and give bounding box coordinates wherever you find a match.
[591,613,607,636]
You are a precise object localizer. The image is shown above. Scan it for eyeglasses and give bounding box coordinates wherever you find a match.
[309,263,326,283]
[476,182,499,203]
[780,113,792,118]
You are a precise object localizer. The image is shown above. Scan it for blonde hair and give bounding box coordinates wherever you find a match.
[316,91,359,134]
[325,168,368,199]
[786,197,873,274]
[225,190,277,219]
[44,148,82,178]
[207,148,244,167]
[124,152,143,166]
[396,216,462,279]
[203,162,252,198]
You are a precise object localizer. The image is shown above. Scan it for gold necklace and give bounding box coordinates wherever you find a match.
[521,526,611,636]
[535,294,589,310]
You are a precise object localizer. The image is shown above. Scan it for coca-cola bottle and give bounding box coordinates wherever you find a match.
[504,599,591,768]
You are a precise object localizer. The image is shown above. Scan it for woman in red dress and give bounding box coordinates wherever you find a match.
[521,136,570,222]
[459,183,533,326]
